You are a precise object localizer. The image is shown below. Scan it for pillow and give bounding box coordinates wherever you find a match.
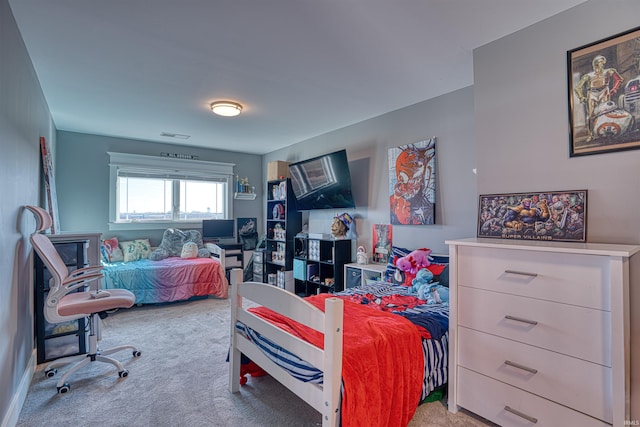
[181,242,198,259]
[437,264,449,287]
[120,239,152,263]
[384,246,411,282]
[148,229,210,261]
[101,237,124,263]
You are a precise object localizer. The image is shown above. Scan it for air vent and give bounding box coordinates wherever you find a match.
[160,132,190,139]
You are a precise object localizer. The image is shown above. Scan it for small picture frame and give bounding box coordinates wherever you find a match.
[568,26,640,156]
[477,190,587,243]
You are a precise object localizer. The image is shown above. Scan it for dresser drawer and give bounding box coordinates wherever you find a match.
[456,368,610,427]
[457,245,610,310]
[457,327,612,423]
[458,286,611,365]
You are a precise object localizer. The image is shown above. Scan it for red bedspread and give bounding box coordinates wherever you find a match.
[249,293,424,427]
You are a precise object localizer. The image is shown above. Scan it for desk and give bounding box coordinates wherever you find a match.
[34,232,101,363]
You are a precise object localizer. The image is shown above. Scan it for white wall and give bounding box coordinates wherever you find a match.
[264,86,477,256]
[473,0,640,418]
[0,0,54,423]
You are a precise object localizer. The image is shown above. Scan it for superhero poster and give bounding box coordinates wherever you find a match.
[477,190,587,243]
[388,138,436,225]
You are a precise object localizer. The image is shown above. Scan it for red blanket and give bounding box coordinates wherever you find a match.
[249,294,424,427]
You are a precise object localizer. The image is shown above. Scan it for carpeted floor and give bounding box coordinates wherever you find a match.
[17,297,492,426]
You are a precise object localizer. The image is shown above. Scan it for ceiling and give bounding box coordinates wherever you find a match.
[9,0,587,155]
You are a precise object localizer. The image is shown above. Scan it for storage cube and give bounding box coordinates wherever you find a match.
[267,161,290,181]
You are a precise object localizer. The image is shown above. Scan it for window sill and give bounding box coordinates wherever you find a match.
[108,221,202,232]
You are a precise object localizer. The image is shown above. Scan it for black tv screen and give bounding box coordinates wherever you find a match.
[288,149,355,211]
[202,219,235,241]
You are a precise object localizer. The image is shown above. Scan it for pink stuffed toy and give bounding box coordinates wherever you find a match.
[395,248,432,275]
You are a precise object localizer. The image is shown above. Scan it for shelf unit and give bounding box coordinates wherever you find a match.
[293,237,352,296]
[343,262,387,289]
[33,233,101,364]
[265,178,302,292]
[234,192,257,200]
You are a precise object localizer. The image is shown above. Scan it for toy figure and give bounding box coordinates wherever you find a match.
[331,212,353,239]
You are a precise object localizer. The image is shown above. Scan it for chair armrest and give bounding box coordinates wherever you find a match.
[68,264,104,279]
[47,271,104,308]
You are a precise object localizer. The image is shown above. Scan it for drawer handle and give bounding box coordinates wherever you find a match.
[504,360,538,374]
[504,269,538,278]
[504,315,538,326]
[504,406,538,424]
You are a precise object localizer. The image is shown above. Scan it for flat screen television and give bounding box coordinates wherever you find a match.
[202,219,235,242]
[288,149,355,211]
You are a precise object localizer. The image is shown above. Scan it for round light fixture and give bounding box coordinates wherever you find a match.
[210,101,243,117]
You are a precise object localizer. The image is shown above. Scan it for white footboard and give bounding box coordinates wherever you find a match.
[228,269,343,427]
[205,242,226,272]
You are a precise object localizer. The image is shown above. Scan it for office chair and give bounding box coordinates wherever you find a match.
[25,205,141,394]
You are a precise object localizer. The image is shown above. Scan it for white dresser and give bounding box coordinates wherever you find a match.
[446,238,640,427]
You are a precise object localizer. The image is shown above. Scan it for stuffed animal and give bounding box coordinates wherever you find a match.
[424,284,449,305]
[411,268,435,299]
[395,248,432,275]
[410,268,433,290]
[149,228,210,261]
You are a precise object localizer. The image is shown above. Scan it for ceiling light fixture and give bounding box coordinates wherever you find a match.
[210,101,243,117]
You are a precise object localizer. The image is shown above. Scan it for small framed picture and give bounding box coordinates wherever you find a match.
[477,190,587,243]
[568,26,640,156]
[372,224,392,264]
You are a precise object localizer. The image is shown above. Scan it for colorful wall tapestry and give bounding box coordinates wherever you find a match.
[388,138,436,225]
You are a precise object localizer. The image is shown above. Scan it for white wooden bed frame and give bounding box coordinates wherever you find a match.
[227,269,344,427]
[205,243,226,272]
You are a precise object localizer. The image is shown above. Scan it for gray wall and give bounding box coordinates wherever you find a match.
[265,0,639,418]
[474,0,640,417]
[5,0,640,422]
[264,86,477,256]
[0,0,54,423]
[475,1,640,245]
[55,131,263,245]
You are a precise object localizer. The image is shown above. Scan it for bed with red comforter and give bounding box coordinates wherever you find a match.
[227,270,448,427]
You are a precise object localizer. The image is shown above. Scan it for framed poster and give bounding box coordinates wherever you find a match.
[40,137,60,234]
[477,190,587,243]
[568,26,640,156]
[372,223,392,264]
[388,137,436,225]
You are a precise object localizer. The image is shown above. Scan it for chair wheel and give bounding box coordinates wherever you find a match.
[133,350,141,357]
[57,383,70,394]
[45,368,57,378]
[119,369,129,378]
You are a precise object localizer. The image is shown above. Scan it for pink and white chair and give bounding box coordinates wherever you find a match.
[25,205,141,393]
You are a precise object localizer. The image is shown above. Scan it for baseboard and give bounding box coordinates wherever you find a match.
[1,349,36,427]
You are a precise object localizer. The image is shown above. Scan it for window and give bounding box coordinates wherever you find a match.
[108,152,235,230]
